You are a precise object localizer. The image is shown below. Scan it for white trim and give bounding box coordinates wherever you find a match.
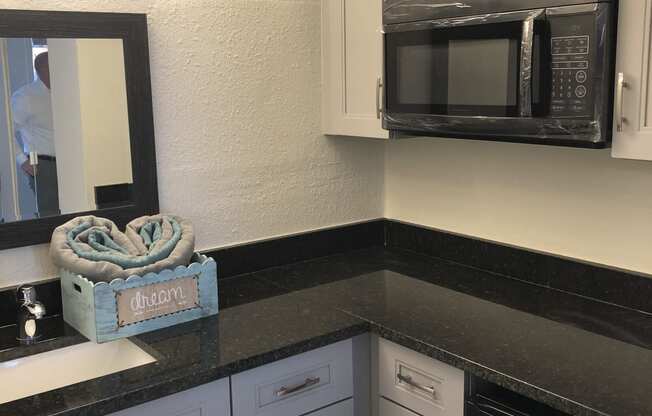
[0,39,20,221]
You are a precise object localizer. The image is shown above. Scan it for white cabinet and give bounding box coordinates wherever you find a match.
[231,339,355,416]
[312,398,355,416]
[108,336,466,416]
[379,397,420,416]
[612,0,652,160]
[378,338,464,416]
[108,378,230,416]
[321,0,389,139]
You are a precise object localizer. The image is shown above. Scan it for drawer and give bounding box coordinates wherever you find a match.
[232,339,353,416]
[379,338,464,416]
[109,378,230,416]
[309,398,354,416]
[379,397,420,416]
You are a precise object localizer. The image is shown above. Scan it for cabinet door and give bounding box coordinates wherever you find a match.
[378,338,464,416]
[108,378,230,416]
[311,398,355,416]
[231,339,354,416]
[612,0,652,160]
[379,397,420,416]
[321,0,389,139]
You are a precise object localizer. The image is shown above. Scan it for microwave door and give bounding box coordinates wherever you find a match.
[384,9,545,128]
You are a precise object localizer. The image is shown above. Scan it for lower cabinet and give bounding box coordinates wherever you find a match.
[108,336,468,416]
[379,398,419,416]
[231,338,355,416]
[108,378,230,416]
[378,338,465,416]
[311,398,355,416]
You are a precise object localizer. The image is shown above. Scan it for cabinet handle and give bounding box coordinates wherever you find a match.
[474,396,517,416]
[376,77,383,119]
[616,72,628,132]
[275,376,320,397]
[476,401,515,416]
[397,373,436,398]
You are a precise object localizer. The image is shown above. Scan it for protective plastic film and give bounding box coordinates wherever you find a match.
[382,0,605,25]
[518,11,542,117]
[382,4,613,147]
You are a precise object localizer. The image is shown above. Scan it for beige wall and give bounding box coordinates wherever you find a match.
[0,0,385,288]
[77,38,133,206]
[385,138,652,275]
[49,38,87,213]
[50,38,132,213]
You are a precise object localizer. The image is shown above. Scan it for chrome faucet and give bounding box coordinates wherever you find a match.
[16,285,46,344]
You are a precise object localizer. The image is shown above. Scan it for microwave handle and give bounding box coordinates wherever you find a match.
[518,9,545,117]
[518,9,544,117]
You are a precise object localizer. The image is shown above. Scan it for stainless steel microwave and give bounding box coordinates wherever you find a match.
[382,0,617,147]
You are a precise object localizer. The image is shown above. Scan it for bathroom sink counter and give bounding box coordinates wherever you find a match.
[2,247,652,416]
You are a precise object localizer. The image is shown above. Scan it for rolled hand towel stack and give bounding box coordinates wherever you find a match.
[50,214,195,283]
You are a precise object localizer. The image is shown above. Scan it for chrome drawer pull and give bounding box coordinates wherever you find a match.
[397,373,436,398]
[275,376,320,397]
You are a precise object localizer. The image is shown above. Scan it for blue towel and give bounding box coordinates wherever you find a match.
[50,215,195,282]
[66,217,183,269]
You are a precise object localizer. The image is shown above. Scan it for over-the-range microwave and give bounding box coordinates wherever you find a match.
[382,0,617,147]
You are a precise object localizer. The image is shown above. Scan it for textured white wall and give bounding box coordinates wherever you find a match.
[0,0,384,288]
[385,138,652,274]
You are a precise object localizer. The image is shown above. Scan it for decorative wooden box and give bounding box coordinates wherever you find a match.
[60,253,218,343]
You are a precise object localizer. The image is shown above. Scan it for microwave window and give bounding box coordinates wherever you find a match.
[397,38,518,108]
[397,44,448,105]
[449,39,518,106]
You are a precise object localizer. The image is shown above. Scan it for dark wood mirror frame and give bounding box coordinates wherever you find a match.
[0,9,158,250]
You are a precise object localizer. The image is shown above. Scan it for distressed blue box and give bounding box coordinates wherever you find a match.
[60,253,218,343]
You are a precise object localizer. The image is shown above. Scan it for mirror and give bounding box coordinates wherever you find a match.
[0,38,133,223]
[0,10,158,250]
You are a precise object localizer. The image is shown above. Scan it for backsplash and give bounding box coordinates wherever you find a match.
[0,245,57,289]
[386,220,652,313]
[0,0,385,288]
[5,219,650,328]
[385,138,652,275]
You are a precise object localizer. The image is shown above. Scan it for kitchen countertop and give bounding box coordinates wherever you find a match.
[2,247,652,416]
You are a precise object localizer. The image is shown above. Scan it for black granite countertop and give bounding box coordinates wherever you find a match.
[2,247,652,416]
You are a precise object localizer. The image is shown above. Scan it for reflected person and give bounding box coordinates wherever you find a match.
[11,51,59,217]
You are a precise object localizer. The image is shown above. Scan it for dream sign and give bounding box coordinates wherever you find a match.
[116,275,200,326]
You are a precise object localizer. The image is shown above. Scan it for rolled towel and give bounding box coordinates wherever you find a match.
[50,214,195,282]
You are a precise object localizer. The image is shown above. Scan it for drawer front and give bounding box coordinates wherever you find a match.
[379,398,420,416]
[232,339,353,416]
[309,398,354,416]
[379,338,464,416]
[109,378,230,416]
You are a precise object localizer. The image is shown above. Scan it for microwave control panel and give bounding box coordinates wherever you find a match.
[548,13,595,118]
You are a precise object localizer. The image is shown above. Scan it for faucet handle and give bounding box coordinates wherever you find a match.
[17,285,37,305]
[16,285,46,320]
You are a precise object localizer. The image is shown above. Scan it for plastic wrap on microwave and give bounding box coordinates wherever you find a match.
[382,3,613,147]
[382,0,614,25]
[383,9,544,33]
[383,113,603,146]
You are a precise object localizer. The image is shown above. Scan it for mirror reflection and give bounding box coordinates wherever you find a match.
[0,38,133,224]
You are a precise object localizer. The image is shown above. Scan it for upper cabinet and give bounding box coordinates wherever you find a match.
[321,0,389,139]
[612,0,652,160]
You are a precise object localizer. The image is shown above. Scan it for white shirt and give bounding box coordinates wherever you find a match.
[11,79,54,165]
